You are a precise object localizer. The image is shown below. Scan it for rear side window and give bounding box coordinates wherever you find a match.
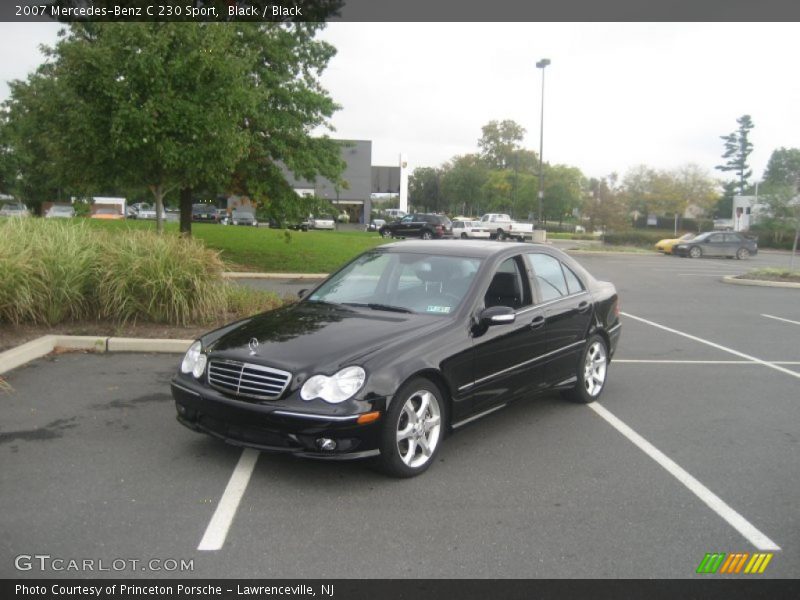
[526,254,585,302]
[526,254,567,301]
[562,265,585,294]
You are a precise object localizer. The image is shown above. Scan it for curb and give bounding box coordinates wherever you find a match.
[0,335,193,375]
[721,275,800,289]
[223,272,328,280]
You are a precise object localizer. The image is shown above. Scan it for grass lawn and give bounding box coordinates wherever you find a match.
[82,220,386,273]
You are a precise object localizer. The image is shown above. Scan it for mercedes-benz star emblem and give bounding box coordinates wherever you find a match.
[248,338,259,355]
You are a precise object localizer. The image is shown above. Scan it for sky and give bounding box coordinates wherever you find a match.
[2,21,798,183]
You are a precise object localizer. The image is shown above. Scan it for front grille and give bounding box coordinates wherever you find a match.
[207,360,291,401]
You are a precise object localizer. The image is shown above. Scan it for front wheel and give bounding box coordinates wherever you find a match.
[736,247,750,260]
[460,232,468,239]
[563,335,608,404]
[688,246,702,259]
[421,230,433,240]
[378,378,445,478]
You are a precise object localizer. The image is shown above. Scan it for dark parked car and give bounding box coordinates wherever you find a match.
[172,241,621,477]
[228,208,258,226]
[192,203,217,222]
[673,231,757,259]
[379,213,453,240]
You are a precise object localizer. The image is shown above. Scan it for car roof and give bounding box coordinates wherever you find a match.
[377,240,549,258]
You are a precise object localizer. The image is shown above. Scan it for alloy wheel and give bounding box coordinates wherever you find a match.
[583,341,607,397]
[395,390,442,469]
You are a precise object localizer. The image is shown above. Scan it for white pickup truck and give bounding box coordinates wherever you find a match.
[479,213,536,241]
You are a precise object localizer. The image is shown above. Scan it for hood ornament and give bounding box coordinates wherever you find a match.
[248,338,259,355]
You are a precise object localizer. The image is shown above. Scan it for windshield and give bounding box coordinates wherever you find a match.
[309,251,482,316]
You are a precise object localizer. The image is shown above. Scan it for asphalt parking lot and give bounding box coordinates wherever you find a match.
[1,249,798,579]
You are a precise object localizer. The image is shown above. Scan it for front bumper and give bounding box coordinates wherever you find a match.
[171,378,383,460]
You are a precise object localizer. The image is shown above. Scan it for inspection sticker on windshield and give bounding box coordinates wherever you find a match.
[427,305,452,314]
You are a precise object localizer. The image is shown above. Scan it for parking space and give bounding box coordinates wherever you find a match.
[1,250,798,578]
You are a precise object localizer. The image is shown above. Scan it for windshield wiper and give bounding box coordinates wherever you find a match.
[343,302,414,314]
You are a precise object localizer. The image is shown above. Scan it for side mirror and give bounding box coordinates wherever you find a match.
[479,305,516,326]
[298,289,308,299]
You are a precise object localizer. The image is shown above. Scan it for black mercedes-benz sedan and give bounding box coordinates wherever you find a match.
[171,241,621,477]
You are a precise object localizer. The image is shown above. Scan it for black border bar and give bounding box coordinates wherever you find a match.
[4,579,800,600]
[4,0,800,22]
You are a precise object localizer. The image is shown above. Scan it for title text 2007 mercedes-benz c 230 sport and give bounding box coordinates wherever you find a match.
[171,241,621,477]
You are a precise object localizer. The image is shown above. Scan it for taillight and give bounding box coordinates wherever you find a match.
[614,298,620,317]
[435,224,443,233]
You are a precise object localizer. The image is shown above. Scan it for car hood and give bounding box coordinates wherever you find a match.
[205,301,446,374]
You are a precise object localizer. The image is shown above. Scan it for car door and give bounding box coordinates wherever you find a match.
[525,252,593,387]
[393,214,415,236]
[704,232,726,256]
[467,255,548,415]
[723,233,742,256]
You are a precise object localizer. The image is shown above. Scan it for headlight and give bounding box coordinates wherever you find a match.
[181,341,206,378]
[300,366,366,404]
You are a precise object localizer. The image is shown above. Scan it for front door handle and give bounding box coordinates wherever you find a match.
[530,315,545,329]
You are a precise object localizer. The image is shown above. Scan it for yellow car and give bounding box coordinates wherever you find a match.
[655,232,695,254]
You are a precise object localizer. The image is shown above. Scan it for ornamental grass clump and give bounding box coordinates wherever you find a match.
[0,219,99,324]
[95,230,227,326]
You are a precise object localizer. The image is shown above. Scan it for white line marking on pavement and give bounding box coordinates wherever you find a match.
[621,311,800,381]
[615,359,800,365]
[762,314,800,327]
[198,448,259,551]
[588,402,781,551]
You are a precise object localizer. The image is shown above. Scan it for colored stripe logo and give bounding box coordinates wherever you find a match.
[697,552,773,574]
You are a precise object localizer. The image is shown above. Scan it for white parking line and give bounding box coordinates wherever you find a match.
[621,312,800,381]
[198,448,259,551]
[588,402,781,551]
[762,314,800,327]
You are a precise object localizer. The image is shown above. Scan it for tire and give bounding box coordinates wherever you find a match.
[421,230,433,240]
[688,245,702,259]
[380,228,392,238]
[460,232,468,239]
[563,335,609,404]
[736,247,750,260]
[378,377,446,478]
[496,229,506,241]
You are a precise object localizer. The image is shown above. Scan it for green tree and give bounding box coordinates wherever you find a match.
[762,147,800,190]
[478,120,526,170]
[583,174,629,233]
[716,114,755,195]
[543,165,584,225]
[227,22,345,228]
[30,23,258,233]
[439,154,489,216]
[409,167,442,212]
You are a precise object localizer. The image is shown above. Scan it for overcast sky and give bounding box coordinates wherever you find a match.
[2,22,798,182]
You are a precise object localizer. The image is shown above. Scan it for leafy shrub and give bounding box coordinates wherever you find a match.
[602,230,679,247]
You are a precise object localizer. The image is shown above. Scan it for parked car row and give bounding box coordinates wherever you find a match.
[655,231,758,259]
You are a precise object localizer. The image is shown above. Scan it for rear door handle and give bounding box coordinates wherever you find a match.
[577,301,591,313]
[530,315,545,329]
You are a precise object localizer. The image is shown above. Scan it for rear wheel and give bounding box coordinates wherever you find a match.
[460,232,468,239]
[736,247,750,260]
[563,335,608,404]
[380,228,392,238]
[421,230,433,240]
[378,377,445,478]
[688,246,702,259]
[496,229,506,241]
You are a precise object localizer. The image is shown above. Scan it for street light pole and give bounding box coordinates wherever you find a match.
[536,58,550,230]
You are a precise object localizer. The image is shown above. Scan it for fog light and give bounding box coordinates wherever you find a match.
[316,438,337,451]
[177,405,186,415]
